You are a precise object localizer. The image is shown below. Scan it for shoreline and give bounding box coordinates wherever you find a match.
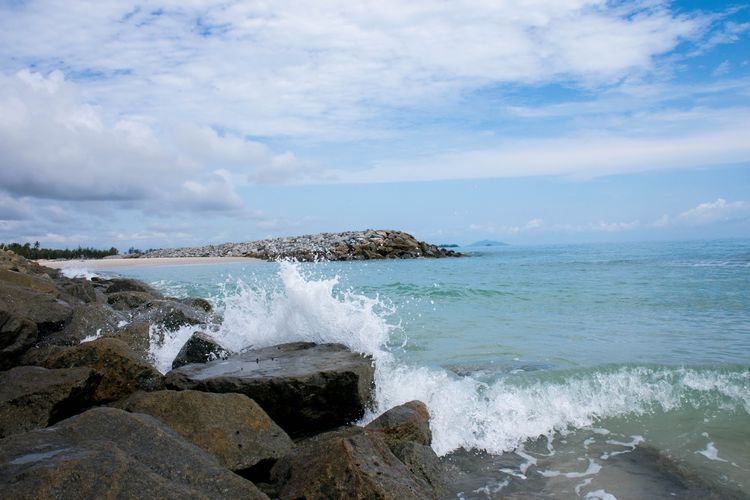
[38,256,261,270]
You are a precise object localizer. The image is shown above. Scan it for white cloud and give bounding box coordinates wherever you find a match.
[0,1,712,139]
[679,198,748,225]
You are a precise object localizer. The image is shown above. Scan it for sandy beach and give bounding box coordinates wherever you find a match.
[39,256,261,270]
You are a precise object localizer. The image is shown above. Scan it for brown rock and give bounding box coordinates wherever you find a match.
[271,426,438,499]
[115,390,293,474]
[366,400,432,447]
[107,290,154,310]
[0,366,100,438]
[47,302,125,346]
[104,321,151,360]
[0,282,73,336]
[46,338,164,403]
[104,278,160,295]
[0,407,267,499]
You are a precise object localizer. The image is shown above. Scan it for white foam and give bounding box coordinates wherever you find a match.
[539,459,602,478]
[585,490,617,500]
[58,263,99,279]
[696,442,728,463]
[575,478,593,496]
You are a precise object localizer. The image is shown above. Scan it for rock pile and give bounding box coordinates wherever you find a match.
[143,229,461,261]
[0,250,448,498]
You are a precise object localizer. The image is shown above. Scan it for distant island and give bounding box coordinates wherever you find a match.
[437,244,460,248]
[468,240,508,247]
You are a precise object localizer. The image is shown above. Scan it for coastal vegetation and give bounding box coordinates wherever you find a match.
[0,242,119,260]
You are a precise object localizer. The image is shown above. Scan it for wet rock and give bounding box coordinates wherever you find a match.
[107,290,154,310]
[181,297,213,313]
[115,390,293,475]
[105,278,160,295]
[0,268,58,294]
[171,331,231,369]
[366,401,446,496]
[166,342,374,437]
[0,311,38,370]
[135,299,207,331]
[104,321,151,361]
[46,303,125,346]
[271,426,438,499]
[0,366,99,438]
[0,407,267,499]
[17,344,66,367]
[366,400,432,448]
[46,338,164,403]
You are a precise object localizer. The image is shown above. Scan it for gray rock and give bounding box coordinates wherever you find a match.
[271,426,438,499]
[166,342,374,437]
[115,390,293,474]
[103,321,151,361]
[46,338,164,403]
[171,331,231,369]
[0,407,267,499]
[0,366,99,438]
[107,290,154,310]
[58,279,97,303]
[0,311,38,370]
[47,303,125,346]
[105,278,160,295]
[0,281,73,337]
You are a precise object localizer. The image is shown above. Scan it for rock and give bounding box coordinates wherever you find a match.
[104,321,151,360]
[0,282,73,337]
[141,229,462,261]
[181,297,213,313]
[107,290,154,310]
[46,338,164,403]
[271,426,438,499]
[171,331,231,369]
[0,311,38,370]
[0,366,99,438]
[46,303,125,346]
[366,400,432,447]
[166,342,374,437]
[58,279,97,303]
[366,401,446,496]
[115,390,293,476]
[135,299,207,331]
[16,344,66,367]
[105,278,160,295]
[0,268,57,294]
[0,407,267,499]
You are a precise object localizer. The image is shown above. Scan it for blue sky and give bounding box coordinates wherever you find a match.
[0,1,749,249]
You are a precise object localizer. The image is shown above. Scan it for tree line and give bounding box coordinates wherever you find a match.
[0,241,120,260]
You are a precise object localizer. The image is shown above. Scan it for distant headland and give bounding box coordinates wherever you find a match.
[142,230,461,261]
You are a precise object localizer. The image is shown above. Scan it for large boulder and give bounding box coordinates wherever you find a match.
[366,401,446,496]
[107,291,154,311]
[0,280,73,337]
[46,338,164,403]
[103,321,151,361]
[0,311,38,370]
[171,331,231,369]
[271,426,439,499]
[166,342,375,437]
[58,279,97,303]
[115,390,293,475]
[104,278,160,295]
[46,303,125,346]
[0,407,267,499]
[366,400,432,448]
[0,366,100,438]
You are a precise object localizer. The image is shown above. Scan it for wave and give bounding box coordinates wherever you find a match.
[147,261,750,457]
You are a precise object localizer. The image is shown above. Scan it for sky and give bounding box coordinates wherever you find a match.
[1,0,749,249]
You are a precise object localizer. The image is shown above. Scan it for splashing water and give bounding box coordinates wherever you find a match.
[146,261,750,462]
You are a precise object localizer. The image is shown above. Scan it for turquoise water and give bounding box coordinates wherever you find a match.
[81,239,750,498]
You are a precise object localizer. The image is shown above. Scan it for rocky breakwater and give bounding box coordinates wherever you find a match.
[143,229,462,261]
[0,250,448,498]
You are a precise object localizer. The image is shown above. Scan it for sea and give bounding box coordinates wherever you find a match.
[64,239,750,499]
